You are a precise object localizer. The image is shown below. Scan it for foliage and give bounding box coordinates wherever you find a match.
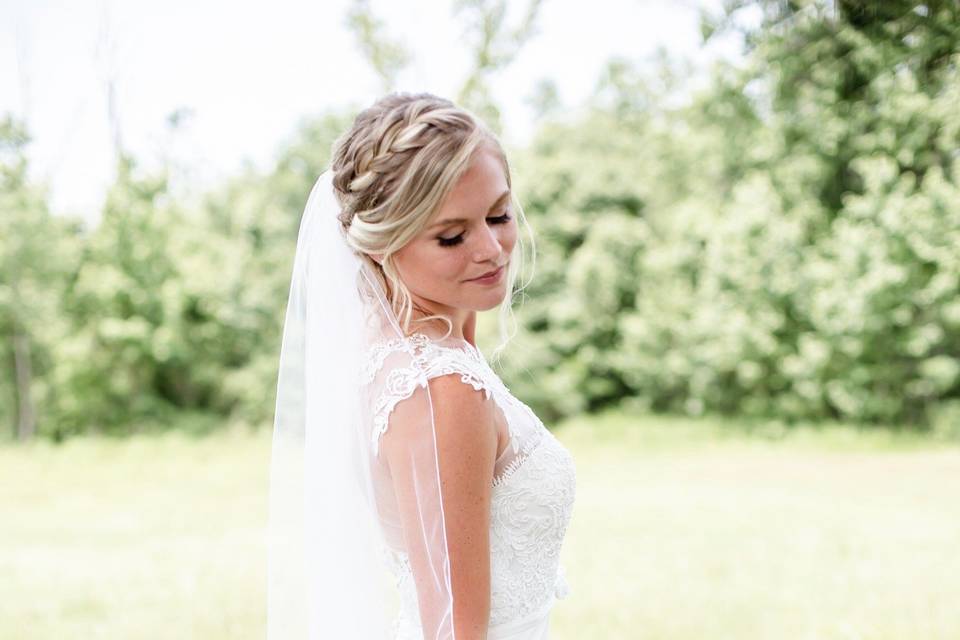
[13,114,351,440]
[3,1,959,440]
[495,0,960,427]
[346,0,412,92]
[0,117,82,440]
[453,0,546,130]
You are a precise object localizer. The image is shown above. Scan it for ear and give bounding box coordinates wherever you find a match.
[369,252,384,265]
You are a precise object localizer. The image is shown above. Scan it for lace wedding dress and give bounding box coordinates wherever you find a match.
[362,332,577,640]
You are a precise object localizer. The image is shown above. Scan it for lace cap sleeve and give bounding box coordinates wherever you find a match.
[362,333,493,457]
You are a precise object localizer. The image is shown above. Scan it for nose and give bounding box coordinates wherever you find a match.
[473,223,502,263]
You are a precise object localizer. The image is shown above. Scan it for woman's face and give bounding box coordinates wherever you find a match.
[392,144,517,318]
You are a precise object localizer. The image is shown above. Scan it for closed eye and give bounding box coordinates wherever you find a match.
[437,212,512,247]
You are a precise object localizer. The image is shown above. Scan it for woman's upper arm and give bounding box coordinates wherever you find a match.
[382,373,498,640]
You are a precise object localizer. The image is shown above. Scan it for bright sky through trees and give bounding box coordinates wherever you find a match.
[1,0,743,225]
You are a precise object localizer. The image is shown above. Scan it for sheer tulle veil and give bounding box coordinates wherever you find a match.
[267,170,457,638]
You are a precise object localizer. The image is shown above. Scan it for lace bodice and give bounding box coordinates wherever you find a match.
[362,333,577,637]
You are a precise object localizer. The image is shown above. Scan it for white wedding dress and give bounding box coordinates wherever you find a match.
[362,332,577,640]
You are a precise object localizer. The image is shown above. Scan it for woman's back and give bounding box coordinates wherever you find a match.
[362,332,576,639]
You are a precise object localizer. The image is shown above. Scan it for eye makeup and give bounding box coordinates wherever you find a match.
[437,212,512,247]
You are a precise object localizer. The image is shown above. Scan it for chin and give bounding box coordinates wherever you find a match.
[475,299,504,312]
[471,288,508,312]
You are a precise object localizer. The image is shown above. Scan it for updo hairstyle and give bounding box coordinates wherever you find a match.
[329,92,532,351]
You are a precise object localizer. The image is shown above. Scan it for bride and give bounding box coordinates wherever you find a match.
[268,92,576,639]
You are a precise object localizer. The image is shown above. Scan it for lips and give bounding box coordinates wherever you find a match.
[469,264,505,281]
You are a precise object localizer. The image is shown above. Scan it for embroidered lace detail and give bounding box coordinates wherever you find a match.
[365,333,493,457]
[491,453,530,489]
[487,429,576,626]
[369,332,576,633]
[388,433,576,632]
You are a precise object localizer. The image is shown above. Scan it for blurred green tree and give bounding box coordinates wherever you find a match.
[9,0,960,441]
[453,0,545,131]
[0,116,82,441]
[346,0,412,92]
[498,0,959,427]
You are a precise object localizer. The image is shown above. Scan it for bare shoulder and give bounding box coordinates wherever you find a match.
[427,372,495,424]
[380,372,498,462]
[427,373,499,479]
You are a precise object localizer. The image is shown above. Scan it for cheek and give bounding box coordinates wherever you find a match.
[501,220,519,254]
[395,244,468,289]
[433,249,471,282]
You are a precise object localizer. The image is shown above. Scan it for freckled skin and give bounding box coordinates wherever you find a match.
[391,143,518,341]
[381,142,517,637]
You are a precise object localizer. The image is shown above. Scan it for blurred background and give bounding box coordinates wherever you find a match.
[2,1,959,638]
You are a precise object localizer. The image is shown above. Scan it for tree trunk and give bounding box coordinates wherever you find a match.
[12,327,36,441]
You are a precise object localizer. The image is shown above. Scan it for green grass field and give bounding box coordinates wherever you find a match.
[2,413,959,639]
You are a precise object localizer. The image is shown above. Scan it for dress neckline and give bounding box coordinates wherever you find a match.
[406,331,484,363]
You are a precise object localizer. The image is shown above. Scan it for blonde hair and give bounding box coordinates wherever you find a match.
[330,92,534,360]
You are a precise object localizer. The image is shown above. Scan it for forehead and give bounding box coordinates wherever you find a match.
[438,146,508,214]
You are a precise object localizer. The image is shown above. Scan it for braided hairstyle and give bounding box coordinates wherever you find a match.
[329,92,528,345]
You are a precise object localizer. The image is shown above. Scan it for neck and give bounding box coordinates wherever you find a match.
[378,270,478,347]
[407,299,477,347]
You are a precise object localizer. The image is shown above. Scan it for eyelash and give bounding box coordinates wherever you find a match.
[437,213,512,247]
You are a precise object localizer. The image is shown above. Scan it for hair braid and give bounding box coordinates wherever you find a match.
[326,92,531,357]
[345,107,446,197]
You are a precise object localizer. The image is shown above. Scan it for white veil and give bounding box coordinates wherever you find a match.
[268,170,456,638]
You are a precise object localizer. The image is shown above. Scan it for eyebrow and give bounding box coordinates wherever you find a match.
[427,190,511,230]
